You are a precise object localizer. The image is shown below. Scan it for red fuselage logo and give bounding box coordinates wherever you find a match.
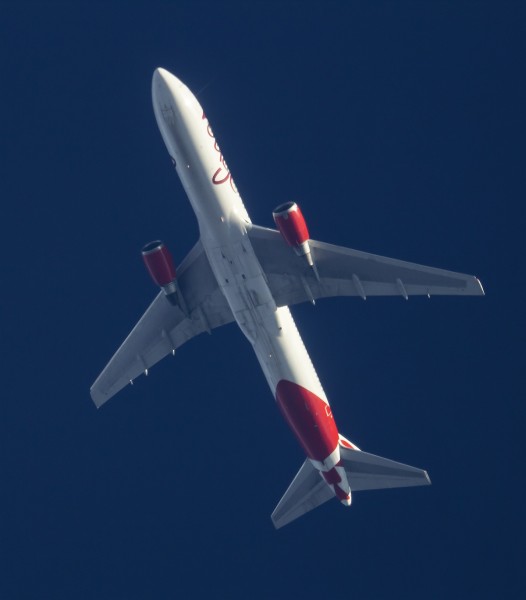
[203,112,238,193]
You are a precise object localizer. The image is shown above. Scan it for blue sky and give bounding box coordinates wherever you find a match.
[1,2,524,598]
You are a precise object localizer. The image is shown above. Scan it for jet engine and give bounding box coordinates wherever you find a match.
[272,202,317,277]
[272,202,309,250]
[142,240,179,305]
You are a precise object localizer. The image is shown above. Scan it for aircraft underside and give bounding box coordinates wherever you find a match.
[90,68,483,528]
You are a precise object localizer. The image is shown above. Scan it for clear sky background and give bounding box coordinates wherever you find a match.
[1,1,524,598]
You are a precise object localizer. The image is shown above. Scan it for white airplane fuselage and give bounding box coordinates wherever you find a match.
[152,68,353,504]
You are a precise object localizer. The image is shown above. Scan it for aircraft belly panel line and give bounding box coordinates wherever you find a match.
[90,68,484,527]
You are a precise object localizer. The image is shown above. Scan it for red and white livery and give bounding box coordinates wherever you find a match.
[91,69,484,528]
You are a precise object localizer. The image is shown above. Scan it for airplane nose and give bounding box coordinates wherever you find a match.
[151,67,205,158]
[151,67,187,108]
[152,67,169,87]
[152,67,202,119]
[151,67,182,125]
[152,67,171,100]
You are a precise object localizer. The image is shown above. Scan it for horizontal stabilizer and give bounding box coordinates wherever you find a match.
[271,460,333,529]
[271,449,430,529]
[340,447,431,491]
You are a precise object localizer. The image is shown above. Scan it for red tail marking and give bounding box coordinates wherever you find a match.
[275,380,339,463]
[322,468,342,485]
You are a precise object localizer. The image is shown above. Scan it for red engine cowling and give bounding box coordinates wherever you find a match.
[142,240,178,302]
[272,202,318,282]
[272,201,310,249]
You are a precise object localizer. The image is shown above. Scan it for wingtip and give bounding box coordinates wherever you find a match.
[271,505,289,530]
[475,277,485,296]
[90,387,106,409]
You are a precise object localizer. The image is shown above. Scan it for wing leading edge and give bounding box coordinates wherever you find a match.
[248,224,484,306]
[90,240,234,408]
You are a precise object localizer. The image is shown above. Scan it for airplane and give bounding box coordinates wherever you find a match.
[90,68,484,529]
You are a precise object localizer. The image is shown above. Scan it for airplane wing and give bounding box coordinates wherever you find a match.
[248,224,484,306]
[90,240,234,408]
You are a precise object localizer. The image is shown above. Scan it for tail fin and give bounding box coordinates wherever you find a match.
[271,448,431,529]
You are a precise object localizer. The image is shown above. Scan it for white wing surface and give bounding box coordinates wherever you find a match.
[248,225,484,305]
[90,240,234,408]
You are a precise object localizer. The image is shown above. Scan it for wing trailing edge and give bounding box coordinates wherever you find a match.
[248,224,484,306]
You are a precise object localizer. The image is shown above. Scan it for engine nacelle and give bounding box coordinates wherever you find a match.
[272,201,309,251]
[142,240,178,304]
[272,201,317,270]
